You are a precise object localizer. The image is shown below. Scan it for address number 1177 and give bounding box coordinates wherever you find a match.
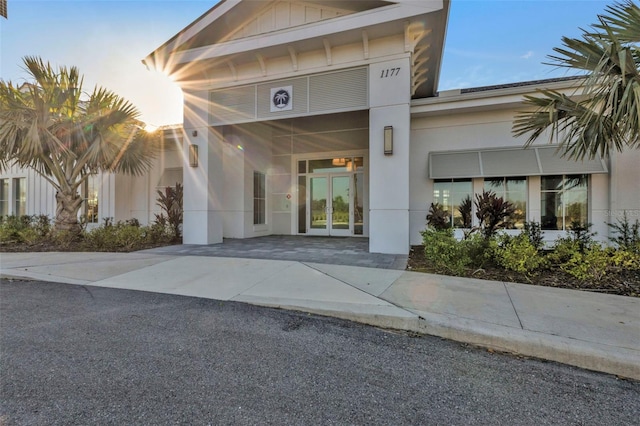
[380,68,401,78]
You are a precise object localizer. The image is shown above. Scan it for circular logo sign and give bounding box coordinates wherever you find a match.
[272,89,290,109]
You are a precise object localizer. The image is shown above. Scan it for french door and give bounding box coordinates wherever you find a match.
[308,173,355,236]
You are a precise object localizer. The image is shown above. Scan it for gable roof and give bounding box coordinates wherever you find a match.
[144,0,450,98]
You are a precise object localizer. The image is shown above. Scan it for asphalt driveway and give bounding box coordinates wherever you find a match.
[1,279,638,425]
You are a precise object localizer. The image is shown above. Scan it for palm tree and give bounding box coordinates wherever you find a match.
[0,56,159,234]
[512,1,640,160]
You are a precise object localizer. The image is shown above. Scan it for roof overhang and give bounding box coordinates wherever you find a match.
[144,0,449,98]
[411,77,587,117]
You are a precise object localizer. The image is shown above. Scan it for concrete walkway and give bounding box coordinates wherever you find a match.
[1,251,638,380]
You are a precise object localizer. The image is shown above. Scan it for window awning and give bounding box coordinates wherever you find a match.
[428,146,608,179]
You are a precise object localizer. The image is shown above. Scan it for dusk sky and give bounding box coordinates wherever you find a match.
[1,0,612,127]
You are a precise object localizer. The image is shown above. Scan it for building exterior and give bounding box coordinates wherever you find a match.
[2,0,639,253]
[0,126,184,228]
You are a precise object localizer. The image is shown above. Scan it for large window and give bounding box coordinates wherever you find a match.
[484,177,527,229]
[83,175,99,224]
[541,174,588,230]
[0,179,8,216]
[433,179,472,228]
[253,171,266,225]
[13,178,26,216]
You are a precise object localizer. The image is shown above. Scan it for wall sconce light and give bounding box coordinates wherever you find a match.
[192,130,198,137]
[384,126,393,155]
[189,144,199,167]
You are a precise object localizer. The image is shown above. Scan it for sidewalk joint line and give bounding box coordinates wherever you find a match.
[503,282,524,329]
[301,262,419,317]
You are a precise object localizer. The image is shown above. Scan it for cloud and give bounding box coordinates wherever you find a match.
[521,51,534,60]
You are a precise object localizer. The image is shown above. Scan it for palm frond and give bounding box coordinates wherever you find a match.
[590,1,640,43]
[512,1,640,160]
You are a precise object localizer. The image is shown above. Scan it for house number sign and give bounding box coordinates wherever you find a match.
[380,67,401,78]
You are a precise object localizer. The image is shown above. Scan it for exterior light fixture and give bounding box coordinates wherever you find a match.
[189,144,199,167]
[384,126,393,155]
[192,130,198,137]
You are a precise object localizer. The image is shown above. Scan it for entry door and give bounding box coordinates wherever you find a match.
[308,174,352,236]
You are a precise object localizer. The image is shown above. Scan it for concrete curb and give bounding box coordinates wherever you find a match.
[249,302,640,381]
[3,270,638,381]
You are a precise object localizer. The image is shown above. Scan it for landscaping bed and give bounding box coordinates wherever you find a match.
[407,244,640,298]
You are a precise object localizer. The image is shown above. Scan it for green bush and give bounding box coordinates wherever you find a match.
[610,248,640,271]
[546,237,581,265]
[0,213,174,252]
[561,243,610,282]
[0,215,52,244]
[421,228,470,275]
[608,212,640,254]
[460,232,494,269]
[84,220,152,251]
[568,221,596,253]
[493,233,547,278]
[52,230,79,249]
[523,221,544,250]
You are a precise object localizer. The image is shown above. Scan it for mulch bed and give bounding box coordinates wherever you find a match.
[0,240,174,253]
[407,245,640,298]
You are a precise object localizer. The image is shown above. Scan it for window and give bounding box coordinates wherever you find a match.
[83,175,99,224]
[0,179,8,216]
[253,171,266,225]
[13,178,26,216]
[433,179,472,228]
[541,174,588,230]
[484,177,527,229]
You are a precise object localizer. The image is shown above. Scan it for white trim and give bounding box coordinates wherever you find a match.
[170,3,439,65]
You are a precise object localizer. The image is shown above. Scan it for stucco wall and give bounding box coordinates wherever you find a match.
[409,108,614,245]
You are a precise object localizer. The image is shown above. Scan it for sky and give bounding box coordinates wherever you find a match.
[0,0,613,127]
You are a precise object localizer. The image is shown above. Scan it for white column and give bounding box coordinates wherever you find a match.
[368,57,411,254]
[182,90,225,245]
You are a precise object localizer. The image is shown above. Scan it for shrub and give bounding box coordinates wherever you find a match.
[608,212,640,254]
[0,215,24,243]
[124,218,141,228]
[156,183,183,241]
[610,249,640,271]
[458,195,472,228]
[426,202,450,230]
[523,221,544,250]
[52,230,79,249]
[568,220,596,253]
[460,232,494,269]
[474,190,515,238]
[493,233,547,278]
[561,243,610,282]
[147,221,172,244]
[0,215,52,244]
[547,237,581,265]
[421,228,470,275]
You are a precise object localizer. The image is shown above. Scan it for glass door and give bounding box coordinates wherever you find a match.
[329,175,351,236]
[307,174,352,236]
[309,176,328,232]
[298,156,365,236]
